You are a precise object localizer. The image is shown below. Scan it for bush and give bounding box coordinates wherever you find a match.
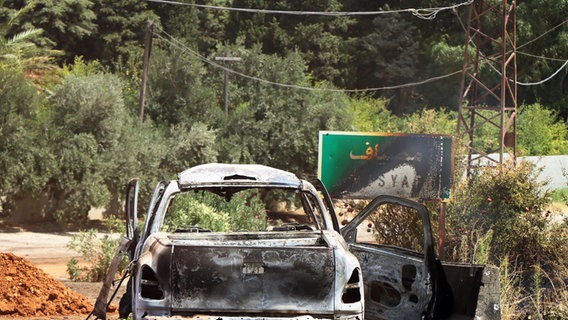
[67,219,128,282]
[517,103,568,156]
[447,160,568,319]
[446,160,558,267]
[165,196,232,232]
[165,190,268,232]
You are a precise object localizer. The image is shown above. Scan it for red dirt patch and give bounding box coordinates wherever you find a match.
[0,252,93,317]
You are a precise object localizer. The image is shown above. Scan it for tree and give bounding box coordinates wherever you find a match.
[515,1,568,118]
[350,13,420,115]
[215,47,352,176]
[149,0,230,54]
[77,0,159,67]
[1,0,95,63]
[225,0,354,85]
[0,0,61,84]
[144,47,222,126]
[0,68,44,197]
[517,103,568,156]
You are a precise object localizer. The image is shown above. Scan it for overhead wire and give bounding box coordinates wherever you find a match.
[145,0,473,20]
[453,7,568,86]
[150,0,568,91]
[514,60,568,86]
[154,27,463,93]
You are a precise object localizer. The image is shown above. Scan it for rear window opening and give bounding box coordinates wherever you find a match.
[161,187,326,233]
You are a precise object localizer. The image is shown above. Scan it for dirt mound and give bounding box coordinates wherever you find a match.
[0,252,93,317]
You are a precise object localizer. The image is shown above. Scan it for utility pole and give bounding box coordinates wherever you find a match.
[139,20,154,123]
[215,55,241,115]
[457,0,517,175]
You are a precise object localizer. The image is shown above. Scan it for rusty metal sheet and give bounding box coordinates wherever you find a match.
[170,245,335,314]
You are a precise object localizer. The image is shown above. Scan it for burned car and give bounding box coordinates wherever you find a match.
[92,163,500,320]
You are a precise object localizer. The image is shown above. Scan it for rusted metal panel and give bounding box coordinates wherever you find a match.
[349,245,431,320]
[170,245,335,314]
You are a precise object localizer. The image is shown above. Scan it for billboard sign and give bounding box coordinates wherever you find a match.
[318,131,453,200]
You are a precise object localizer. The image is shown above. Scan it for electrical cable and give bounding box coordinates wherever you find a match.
[515,59,568,86]
[517,51,566,62]
[146,0,473,20]
[154,27,463,93]
[517,19,568,50]
[454,7,568,86]
[479,52,568,86]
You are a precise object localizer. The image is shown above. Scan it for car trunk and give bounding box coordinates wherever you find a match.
[168,232,336,316]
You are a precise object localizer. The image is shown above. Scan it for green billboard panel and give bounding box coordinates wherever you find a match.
[318,131,453,200]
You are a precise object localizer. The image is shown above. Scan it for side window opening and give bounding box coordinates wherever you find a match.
[356,203,424,254]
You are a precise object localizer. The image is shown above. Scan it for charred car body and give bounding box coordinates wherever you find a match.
[93,163,500,320]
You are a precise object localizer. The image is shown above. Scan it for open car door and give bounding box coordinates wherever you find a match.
[341,195,453,320]
[90,178,139,320]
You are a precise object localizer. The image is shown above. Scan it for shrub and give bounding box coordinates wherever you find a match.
[165,190,268,232]
[447,160,556,268]
[165,196,232,232]
[67,219,128,282]
[447,160,568,318]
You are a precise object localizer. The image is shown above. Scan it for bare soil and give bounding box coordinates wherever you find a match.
[0,224,122,320]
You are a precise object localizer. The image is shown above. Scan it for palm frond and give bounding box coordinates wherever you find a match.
[8,29,43,45]
[8,1,39,27]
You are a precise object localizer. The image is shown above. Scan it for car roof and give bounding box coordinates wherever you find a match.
[178,163,302,188]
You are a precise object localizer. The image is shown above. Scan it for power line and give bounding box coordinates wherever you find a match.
[146,0,473,20]
[454,8,568,86]
[455,7,568,57]
[481,52,568,86]
[154,27,463,93]
[517,51,566,62]
[515,59,568,86]
[517,19,568,50]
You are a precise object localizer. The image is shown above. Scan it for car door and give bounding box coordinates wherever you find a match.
[341,195,448,320]
[91,178,139,320]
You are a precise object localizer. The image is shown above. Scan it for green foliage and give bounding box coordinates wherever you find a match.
[150,0,229,54]
[44,73,128,223]
[448,160,568,318]
[145,47,221,126]
[215,46,352,176]
[447,161,565,268]
[2,0,96,63]
[0,67,55,221]
[399,108,457,135]
[67,219,128,282]
[348,96,457,135]
[51,74,126,148]
[165,196,232,232]
[165,190,268,232]
[79,0,159,67]
[0,1,61,83]
[160,122,219,175]
[369,204,424,253]
[517,103,568,155]
[0,68,42,193]
[225,0,353,84]
[347,95,398,132]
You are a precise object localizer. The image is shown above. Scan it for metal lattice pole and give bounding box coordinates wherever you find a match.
[457,0,517,175]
